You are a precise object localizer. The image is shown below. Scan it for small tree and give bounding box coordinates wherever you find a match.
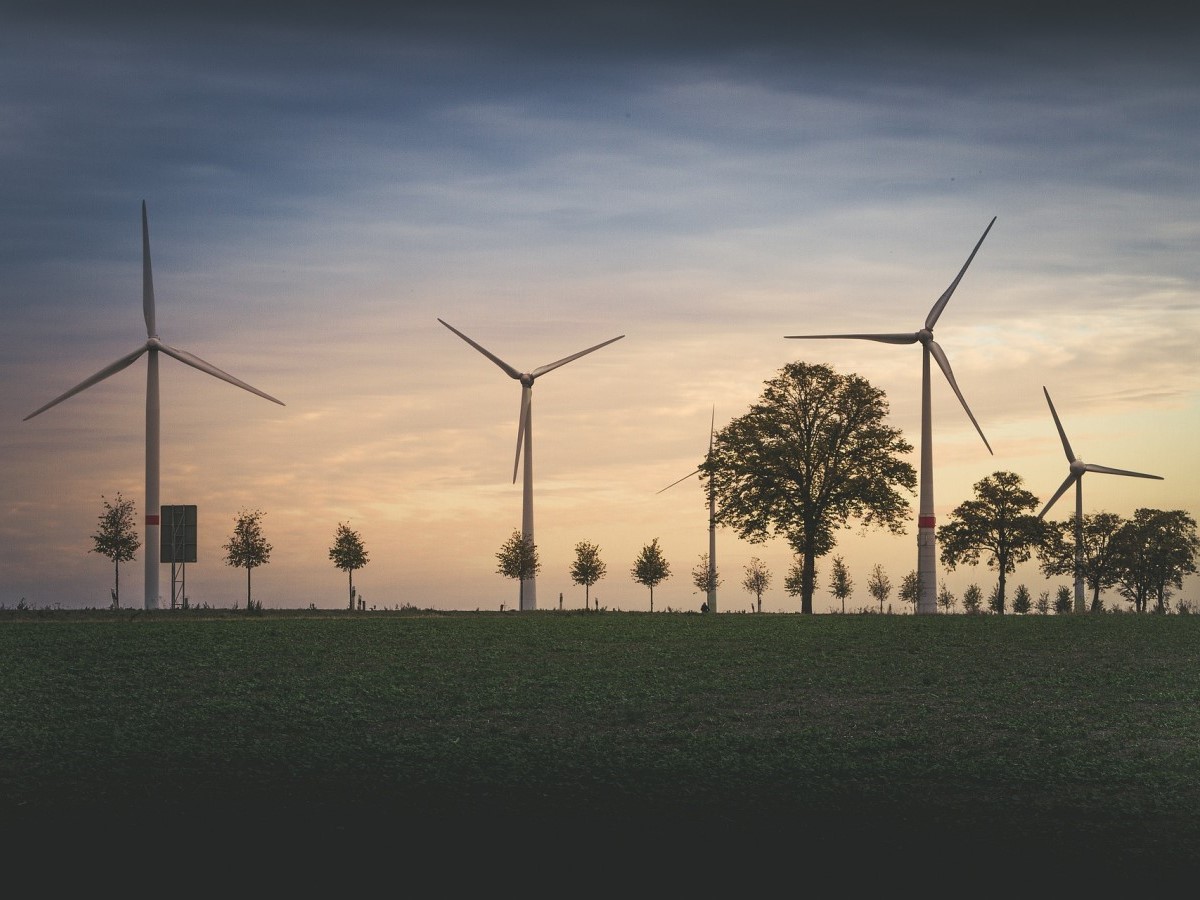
[741,557,772,613]
[1012,584,1032,615]
[329,522,369,610]
[962,583,984,615]
[898,570,921,613]
[691,553,721,609]
[1035,590,1051,615]
[223,508,272,611]
[867,564,892,613]
[570,541,607,609]
[496,529,541,610]
[1054,585,1073,614]
[936,581,956,614]
[90,492,141,609]
[631,538,671,612]
[828,555,853,614]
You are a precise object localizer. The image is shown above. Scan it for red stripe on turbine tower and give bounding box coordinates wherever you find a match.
[146,515,160,525]
[919,515,936,528]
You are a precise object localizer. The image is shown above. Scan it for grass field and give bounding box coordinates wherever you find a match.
[2,608,1198,880]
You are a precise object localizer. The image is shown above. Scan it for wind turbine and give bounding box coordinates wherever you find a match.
[658,407,719,612]
[24,201,285,610]
[1037,386,1163,613]
[438,318,624,610]
[786,217,997,614]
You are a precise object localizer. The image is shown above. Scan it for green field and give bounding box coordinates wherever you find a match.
[2,608,1198,877]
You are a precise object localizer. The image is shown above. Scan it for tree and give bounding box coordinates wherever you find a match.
[936,581,956,614]
[1035,590,1051,615]
[741,557,772,613]
[898,570,921,613]
[329,522,369,610]
[828,555,852,614]
[90,492,140,609]
[631,538,671,612]
[691,553,721,609]
[1053,585,1073,615]
[496,529,541,610]
[867,564,892,613]
[1012,584,1032,615]
[1038,511,1125,613]
[938,471,1044,615]
[962,583,984,615]
[570,541,607,609]
[223,508,272,611]
[1111,509,1199,614]
[703,361,915,614]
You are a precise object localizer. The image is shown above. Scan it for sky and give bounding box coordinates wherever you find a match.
[2,2,1198,613]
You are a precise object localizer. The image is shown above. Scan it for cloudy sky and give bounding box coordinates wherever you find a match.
[3,2,1197,612]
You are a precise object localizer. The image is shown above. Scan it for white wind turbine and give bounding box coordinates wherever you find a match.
[658,406,719,612]
[1037,386,1163,613]
[24,201,285,610]
[438,318,624,610]
[786,217,997,614]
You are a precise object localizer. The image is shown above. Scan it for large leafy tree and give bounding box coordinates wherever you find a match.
[90,492,140,609]
[570,541,607,610]
[496,529,541,611]
[703,361,915,614]
[938,471,1044,615]
[329,522,370,610]
[1111,509,1199,614]
[741,557,772,613]
[631,538,671,612]
[223,508,272,610]
[1038,511,1125,613]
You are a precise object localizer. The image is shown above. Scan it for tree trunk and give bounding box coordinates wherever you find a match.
[349,569,354,610]
[113,559,120,609]
[246,565,252,609]
[801,549,816,614]
[997,568,1007,615]
[585,585,589,609]
[650,587,654,613]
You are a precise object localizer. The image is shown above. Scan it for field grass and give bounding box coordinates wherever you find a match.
[2,608,1198,879]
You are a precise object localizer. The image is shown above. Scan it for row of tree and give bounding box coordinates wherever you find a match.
[90,496,369,610]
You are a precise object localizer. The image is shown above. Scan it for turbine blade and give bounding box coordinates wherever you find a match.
[513,385,531,483]
[785,332,920,345]
[24,346,147,420]
[925,216,996,331]
[530,334,625,378]
[1039,472,1079,519]
[159,343,285,405]
[928,340,992,454]
[437,318,523,380]
[142,200,156,338]
[1081,463,1163,480]
[657,469,700,494]
[1043,387,1075,462]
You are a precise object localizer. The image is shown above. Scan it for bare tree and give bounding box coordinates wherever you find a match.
[867,564,892,613]
[741,557,772,613]
[691,553,721,611]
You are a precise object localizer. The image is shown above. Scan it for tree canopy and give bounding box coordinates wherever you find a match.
[703,361,915,613]
[938,471,1044,615]
[1038,511,1124,613]
[867,563,892,613]
[1111,508,1199,613]
[691,553,720,608]
[90,492,140,609]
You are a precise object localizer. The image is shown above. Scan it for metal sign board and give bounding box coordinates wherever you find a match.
[160,505,197,563]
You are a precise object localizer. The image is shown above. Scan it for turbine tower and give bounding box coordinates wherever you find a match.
[438,318,624,610]
[658,406,718,612]
[786,217,997,614]
[1037,386,1163,613]
[24,201,285,610]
